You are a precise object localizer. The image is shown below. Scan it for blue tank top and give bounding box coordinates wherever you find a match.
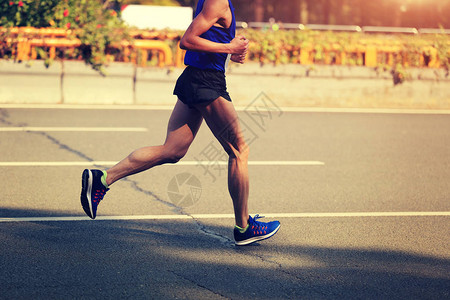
[184,0,236,72]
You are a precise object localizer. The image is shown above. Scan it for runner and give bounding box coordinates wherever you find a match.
[80,0,280,246]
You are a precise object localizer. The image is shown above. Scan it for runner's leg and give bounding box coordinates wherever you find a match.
[105,100,203,186]
[195,97,249,228]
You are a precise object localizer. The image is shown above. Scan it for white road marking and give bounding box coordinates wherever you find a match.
[0,161,325,167]
[0,212,448,223]
[1,104,449,114]
[266,107,450,115]
[0,127,148,132]
[0,104,176,110]
[179,161,325,166]
[261,212,450,218]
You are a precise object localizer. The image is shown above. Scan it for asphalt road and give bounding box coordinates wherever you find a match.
[1,105,449,299]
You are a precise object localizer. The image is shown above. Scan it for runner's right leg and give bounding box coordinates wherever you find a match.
[194,97,280,245]
[194,97,249,228]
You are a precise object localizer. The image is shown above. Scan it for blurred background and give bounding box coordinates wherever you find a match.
[0,0,449,108]
[1,4,449,298]
[124,0,450,28]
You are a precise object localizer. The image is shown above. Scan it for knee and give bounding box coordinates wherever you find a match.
[228,142,249,161]
[164,146,188,164]
[240,143,249,160]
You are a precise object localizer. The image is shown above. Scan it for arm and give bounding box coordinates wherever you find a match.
[180,0,248,55]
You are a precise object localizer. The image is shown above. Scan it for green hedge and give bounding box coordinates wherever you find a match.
[1,0,129,73]
[1,1,449,77]
[240,28,449,69]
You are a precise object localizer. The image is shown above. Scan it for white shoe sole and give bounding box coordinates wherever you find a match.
[235,224,281,246]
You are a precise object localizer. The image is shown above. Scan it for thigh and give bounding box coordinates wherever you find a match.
[164,99,203,150]
[194,97,247,155]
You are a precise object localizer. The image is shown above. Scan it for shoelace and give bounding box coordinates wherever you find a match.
[92,188,107,204]
[250,214,268,235]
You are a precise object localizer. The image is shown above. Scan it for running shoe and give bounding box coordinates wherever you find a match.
[80,169,109,219]
[234,214,281,246]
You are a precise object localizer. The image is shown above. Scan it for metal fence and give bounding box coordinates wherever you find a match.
[1,26,448,69]
[237,22,450,35]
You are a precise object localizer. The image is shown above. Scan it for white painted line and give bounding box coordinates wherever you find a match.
[247,161,324,166]
[262,107,450,115]
[177,161,325,166]
[0,104,175,110]
[0,211,448,223]
[261,212,450,218]
[0,161,325,167]
[1,104,449,114]
[0,127,148,132]
[0,161,117,167]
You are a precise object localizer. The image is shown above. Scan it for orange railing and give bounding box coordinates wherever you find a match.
[1,27,185,67]
[281,44,443,68]
[1,27,447,69]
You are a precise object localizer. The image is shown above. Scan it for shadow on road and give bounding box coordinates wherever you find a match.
[1,207,449,299]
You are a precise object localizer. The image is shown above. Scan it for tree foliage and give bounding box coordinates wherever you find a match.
[1,0,129,74]
[233,0,450,28]
[1,0,448,80]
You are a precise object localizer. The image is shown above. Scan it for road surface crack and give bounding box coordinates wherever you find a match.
[123,178,234,246]
[1,108,250,248]
[167,269,231,299]
[0,108,95,162]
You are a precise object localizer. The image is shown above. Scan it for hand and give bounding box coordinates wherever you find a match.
[229,35,249,55]
[231,53,246,64]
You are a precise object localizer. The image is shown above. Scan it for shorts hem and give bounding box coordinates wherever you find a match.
[173,66,231,108]
[175,93,232,108]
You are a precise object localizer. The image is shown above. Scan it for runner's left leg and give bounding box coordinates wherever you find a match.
[105,100,203,186]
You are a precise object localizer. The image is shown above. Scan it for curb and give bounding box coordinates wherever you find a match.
[1,60,449,110]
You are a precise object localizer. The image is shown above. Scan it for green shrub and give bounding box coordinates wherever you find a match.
[1,0,130,74]
[1,2,448,79]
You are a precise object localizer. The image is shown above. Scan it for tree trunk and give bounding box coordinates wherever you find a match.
[335,0,344,24]
[255,0,264,22]
[323,0,330,24]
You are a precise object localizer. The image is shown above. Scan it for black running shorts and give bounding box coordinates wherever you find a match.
[173,66,232,108]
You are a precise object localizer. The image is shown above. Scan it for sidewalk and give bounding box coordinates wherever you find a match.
[1,60,449,109]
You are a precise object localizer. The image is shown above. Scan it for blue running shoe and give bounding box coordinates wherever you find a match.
[80,169,109,219]
[234,214,281,246]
